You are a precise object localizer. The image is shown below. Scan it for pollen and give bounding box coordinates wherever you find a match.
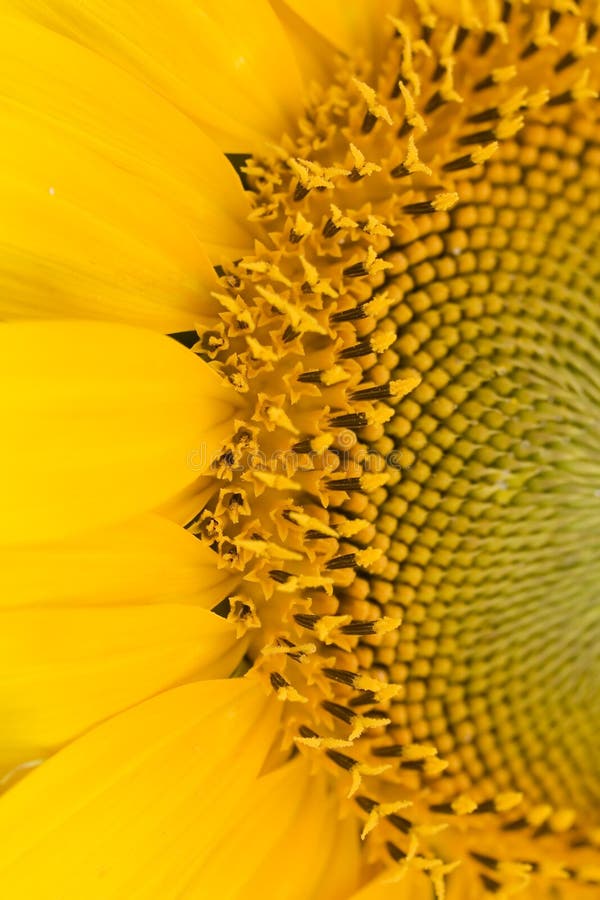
[193,2,600,896]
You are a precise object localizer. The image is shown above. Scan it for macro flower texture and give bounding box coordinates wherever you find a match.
[2,0,600,897]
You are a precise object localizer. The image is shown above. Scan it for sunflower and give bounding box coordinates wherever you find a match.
[1,0,599,897]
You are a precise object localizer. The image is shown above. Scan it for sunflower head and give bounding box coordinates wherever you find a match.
[1,2,600,899]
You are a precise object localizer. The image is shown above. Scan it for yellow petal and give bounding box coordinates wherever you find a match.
[0,321,238,543]
[0,17,252,331]
[312,810,363,900]
[8,0,304,153]
[194,757,361,899]
[0,604,244,778]
[156,478,217,527]
[277,0,396,57]
[348,868,427,899]
[241,768,362,900]
[0,514,236,609]
[267,0,338,85]
[0,677,280,899]
[348,882,399,900]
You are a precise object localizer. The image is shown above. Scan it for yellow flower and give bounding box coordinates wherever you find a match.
[1,1,599,898]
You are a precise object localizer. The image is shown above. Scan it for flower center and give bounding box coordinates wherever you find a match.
[192,3,600,894]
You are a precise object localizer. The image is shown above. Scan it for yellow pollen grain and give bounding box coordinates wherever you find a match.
[491,65,517,84]
[352,79,393,125]
[398,81,426,132]
[349,144,382,179]
[402,134,433,176]
[431,191,459,212]
[451,795,478,816]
